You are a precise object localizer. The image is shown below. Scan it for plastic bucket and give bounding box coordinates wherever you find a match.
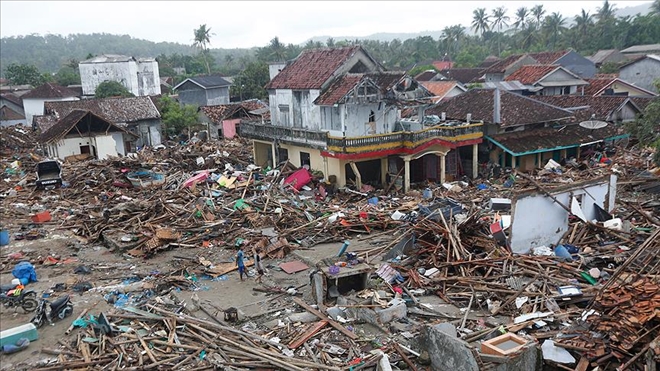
[0,230,9,246]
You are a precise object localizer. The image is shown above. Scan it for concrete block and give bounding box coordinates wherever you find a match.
[326,306,346,321]
[375,302,407,324]
[287,311,318,323]
[493,343,541,371]
[419,324,480,371]
[433,322,457,338]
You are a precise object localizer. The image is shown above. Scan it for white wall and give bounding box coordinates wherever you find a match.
[53,137,95,160]
[509,175,616,254]
[111,132,126,155]
[93,134,118,160]
[24,97,79,126]
[80,60,160,97]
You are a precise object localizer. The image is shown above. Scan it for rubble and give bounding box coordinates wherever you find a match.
[1,134,659,370]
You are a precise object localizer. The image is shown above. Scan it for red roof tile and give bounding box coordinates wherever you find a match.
[22,83,79,99]
[482,55,525,74]
[265,46,363,90]
[437,68,484,83]
[583,77,615,96]
[44,96,160,123]
[528,50,569,64]
[531,95,633,121]
[420,81,461,100]
[313,75,364,105]
[427,89,573,127]
[505,65,559,84]
[200,99,269,123]
[414,70,439,81]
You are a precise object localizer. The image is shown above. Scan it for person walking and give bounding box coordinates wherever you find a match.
[236,246,246,281]
[254,247,265,283]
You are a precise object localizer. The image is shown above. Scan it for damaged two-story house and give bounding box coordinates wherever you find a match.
[240,46,484,191]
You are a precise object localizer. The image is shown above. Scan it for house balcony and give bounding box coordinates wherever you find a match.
[240,121,483,157]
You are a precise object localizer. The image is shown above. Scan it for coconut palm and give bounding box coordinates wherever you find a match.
[491,7,510,56]
[471,8,490,37]
[544,12,566,49]
[513,7,529,30]
[193,24,213,74]
[531,5,546,27]
[652,0,660,15]
[268,37,287,61]
[596,0,617,23]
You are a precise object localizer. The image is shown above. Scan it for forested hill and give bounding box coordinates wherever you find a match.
[0,33,249,72]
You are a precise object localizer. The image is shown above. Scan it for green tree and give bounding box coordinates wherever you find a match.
[544,12,567,49]
[513,7,529,30]
[54,66,81,86]
[626,81,660,165]
[95,81,134,98]
[233,61,269,101]
[193,24,213,74]
[491,7,510,56]
[471,8,490,38]
[531,5,546,27]
[158,96,199,136]
[652,0,660,15]
[4,63,46,86]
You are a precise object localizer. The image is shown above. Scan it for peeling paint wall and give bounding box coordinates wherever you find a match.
[23,97,79,126]
[509,175,616,254]
[80,60,160,97]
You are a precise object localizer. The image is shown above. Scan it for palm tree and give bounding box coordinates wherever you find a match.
[573,9,593,49]
[491,7,510,56]
[471,8,490,37]
[596,0,617,23]
[513,7,529,30]
[193,24,213,74]
[268,37,287,61]
[531,5,546,27]
[441,25,465,55]
[544,12,566,49]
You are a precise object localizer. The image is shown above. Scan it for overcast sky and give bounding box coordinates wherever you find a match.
[0,1,652,48]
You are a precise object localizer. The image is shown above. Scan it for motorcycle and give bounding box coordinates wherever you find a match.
[0,284,38,312]
[31,294,74,328]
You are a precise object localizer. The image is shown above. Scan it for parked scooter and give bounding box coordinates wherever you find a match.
[31,294,74,328]
[0,284,38,312]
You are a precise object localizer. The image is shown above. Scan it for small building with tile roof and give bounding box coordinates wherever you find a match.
[504,65,588,95]
[39,109,137,161]
[618,54,660,94]
[78,54,161,97]
[583,76,657,97]
[21,83,80,127]
[0,105,27,127]
[173,75,232,107]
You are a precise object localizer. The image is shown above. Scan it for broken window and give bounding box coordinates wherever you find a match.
[300,151,310,167]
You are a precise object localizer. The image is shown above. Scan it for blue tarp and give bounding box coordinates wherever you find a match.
[12,262,37,285]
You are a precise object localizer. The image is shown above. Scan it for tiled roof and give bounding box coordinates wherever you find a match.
[630,97,658,111]
[0,92,23,106]
[620,44,660,54]
[366,71,407,92]
[588,50,618,64]
[0,105,25,120]
[33,114,58,132]
[200,99,269,124]
[504,65,559,84]
[528,50,569,64]
[174,75,231,90]
[22,83,79,99]
[414,70,440,81]
[44,96,160,124]
[620,54,660,69]
[314,74,366,106]
[488,123,621,155]
[426,89,573,127]
[437,68,484,83]
[482,55,525,74]
[584,77,615,95]
[39,110,129,143]
[265,46,363,90]
[419,81,462,100]
[479,55,502,68]
[531,95,631,121]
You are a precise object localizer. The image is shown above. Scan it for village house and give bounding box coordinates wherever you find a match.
[427,88,627,172]
[78,54,161,97]
[199,99,269,139]
[240,46,483,191]
[618,54,660,94]
[588,49,628,68]
[21,83,80,126]
[583,74,658,97]
[43,96,162,150]
[436,68,485,84]
[532,95,646,123]
[173,76,232,107]
[39,109,136,161]
[504,65,588,96]
[483,50,596,82]
[620,43,660,59]
[419,81,467,103]
[0,93,26,127]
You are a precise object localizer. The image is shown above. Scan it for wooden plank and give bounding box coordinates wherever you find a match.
[292,297,357,340]
[575,356,589,371]
[288,320,328,349]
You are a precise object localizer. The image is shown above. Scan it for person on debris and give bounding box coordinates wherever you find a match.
[236,246,246,281]
[254,247,265,283]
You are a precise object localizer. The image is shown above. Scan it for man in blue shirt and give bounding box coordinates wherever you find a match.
[236,246,245,281]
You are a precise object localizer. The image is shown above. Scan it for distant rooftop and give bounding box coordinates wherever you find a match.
[80,54,156,64]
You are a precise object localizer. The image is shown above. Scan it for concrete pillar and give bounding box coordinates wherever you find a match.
[349,161,362,189]
[511,155,517,169]
[440,154,446,184]
[380,157,388,187]
[472,144,478,179]
[403,157,411,192]
[323,156,329,181]
[271,143,277,168]
[537,152,542,167]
